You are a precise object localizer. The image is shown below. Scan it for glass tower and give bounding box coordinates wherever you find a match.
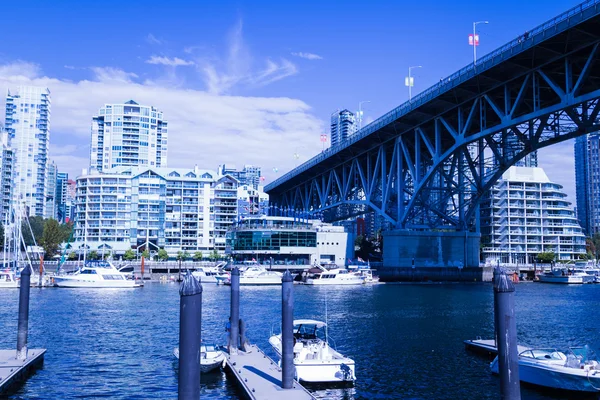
[330,109,357,147]
[574,134,600,235]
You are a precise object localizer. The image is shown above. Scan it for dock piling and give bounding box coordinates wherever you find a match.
[178,272,202,400]
[229,267,240,354]
[38,257,43,287]
[493,267,521,400]
[281,270,294,389]
[16,267,31,361]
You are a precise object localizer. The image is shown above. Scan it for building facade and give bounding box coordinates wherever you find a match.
[237,185,269,218]
[330,109,357,147]
[73,166,238,257]
[0,127,13,221]
[4,86,51,216]
[219,164,261,189]
[481,166,586,264]
[44,160,57,219]
[56,172,69,223]
[575,133,600,235]
[90,100,168,172]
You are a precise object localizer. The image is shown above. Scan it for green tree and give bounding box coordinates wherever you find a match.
[67,252,78,261]
[157,248,169,261]
[209,249,220,261]
[193,251,203,261]
[586,234,600,260]
[177,250,190,262]
[59,221,74,242]
[537,251,556,263]
[123,249,136,261]
[141,250,150,259]
[22,216,44,247]
[40,219,63,259]
[87,250,99,261]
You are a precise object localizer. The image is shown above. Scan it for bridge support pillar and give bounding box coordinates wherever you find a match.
[381,230,487,282]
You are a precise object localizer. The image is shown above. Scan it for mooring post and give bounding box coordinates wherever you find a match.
[281,270,294,389]
[270,257,273,271]
[494,267,521,400]
[16,267,31,361]
[141,256,145,284]
[229,267,240,354]
[38,256,44,287]
[178,271,202,400]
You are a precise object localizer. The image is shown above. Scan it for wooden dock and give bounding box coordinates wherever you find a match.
[224,344,315,400]
[0,349,46,394]
[464,339,529,357]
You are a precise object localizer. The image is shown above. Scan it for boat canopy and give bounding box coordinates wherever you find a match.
[293,319,326,328]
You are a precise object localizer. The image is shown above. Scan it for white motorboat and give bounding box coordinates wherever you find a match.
[538,268,585,284]
[173,344,226,373]
[490,346,600,392]
[53,260,141,288]
[0,269,19,288]
[191,267,227,284]
[269,319,356,384]
[224,265,283,285]
[305,268,365,285]
[356,269,379,283]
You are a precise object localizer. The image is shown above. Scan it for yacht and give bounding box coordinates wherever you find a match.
[224,265,283,285]
[357,269,379,283]
[0,269,19,288]
[269,319,356,384]
[53,260,141,288]
[538,268,585,284]
[174,343,226,373]
[490,346,600,392]
[305,268,365,285]
[191,266,227,284]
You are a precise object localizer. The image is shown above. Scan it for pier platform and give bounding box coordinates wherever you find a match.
[225,344,315,400]
[0,349,46,394]
[464,339,529,357]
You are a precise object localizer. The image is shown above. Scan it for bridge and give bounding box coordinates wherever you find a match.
[265,1,600,279]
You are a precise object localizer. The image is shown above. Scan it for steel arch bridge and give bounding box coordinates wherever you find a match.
[265,1,600,231]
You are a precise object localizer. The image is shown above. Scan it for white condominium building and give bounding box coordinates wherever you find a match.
[90,100,168,172]
[481,166,586,264]
[73,166,238,257]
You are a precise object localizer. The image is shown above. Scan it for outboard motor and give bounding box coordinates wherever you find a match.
[340,363,353,381]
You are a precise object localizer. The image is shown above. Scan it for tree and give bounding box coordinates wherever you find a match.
[157,249,168,261]
[40,219,63,259]
[141,250,150,259]
[59,221,74,243]
[87,250,99,261]
[22,216,44,247]
[123,249,136,261]
[193,251,203,261]
[537,251,556,263]
[586,234,600,260]
[67,252,78,261]
[177,250,189,262]
[209,249,220,261]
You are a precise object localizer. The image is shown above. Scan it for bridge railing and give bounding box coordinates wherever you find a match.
[266,0,600,192]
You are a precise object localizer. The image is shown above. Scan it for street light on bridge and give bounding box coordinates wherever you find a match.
[405,66,422,101]
[320,134,328,152]
[471,21,489,65]
[358,101,371,129]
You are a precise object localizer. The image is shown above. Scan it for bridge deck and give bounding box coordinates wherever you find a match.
[224,344,315,400]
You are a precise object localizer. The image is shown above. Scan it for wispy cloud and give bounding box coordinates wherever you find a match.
[146,33,163,45]
[90,67,138,83]
[291,52,323,60]
[146,55,194,67]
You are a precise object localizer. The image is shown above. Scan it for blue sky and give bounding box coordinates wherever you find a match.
[0,0,583,199]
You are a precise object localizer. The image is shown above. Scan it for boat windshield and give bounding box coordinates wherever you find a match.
[520,349,565,360]
[85,260,112,269]
[294,324,318,340]
[570,346,597,362]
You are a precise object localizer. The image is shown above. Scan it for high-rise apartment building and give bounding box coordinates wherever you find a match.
[481,166,585,264]
[575,133,600,235]
[0,125,13,221]
[218,164,261,189]
[330,109,356,147]
[56,172,69,223]
[90,100,168,172]
[44,160,57,219]
[4,86,51,216]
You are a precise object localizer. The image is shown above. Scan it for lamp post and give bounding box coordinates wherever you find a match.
[405,66,422,101]
[471,21,489,65]
[357,101,371,130]
[320,134,328,152]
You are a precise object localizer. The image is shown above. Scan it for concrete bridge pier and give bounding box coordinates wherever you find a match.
[380,230,490,282]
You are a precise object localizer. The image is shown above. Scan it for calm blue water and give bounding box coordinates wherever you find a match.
[0,282,599,399]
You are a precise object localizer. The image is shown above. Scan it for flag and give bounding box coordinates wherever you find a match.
[358,257,364,262]
[468,34,480,46]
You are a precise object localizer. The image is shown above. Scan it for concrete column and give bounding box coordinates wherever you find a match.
[229,267,240,354]
[16,267,31,360]
[281,270,294,389]
[494,267,521,400]
[178,272,202,400]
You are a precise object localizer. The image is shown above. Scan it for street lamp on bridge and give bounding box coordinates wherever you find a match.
[358,100,371,129]
[471,21,489,65]
[320,134,328,152]
[405,66,422,101]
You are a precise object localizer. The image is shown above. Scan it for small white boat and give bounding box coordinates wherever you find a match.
[225,265,283,285]
[191,267,227,284]
[0,269,19,288]
[305,268,365,285]
[173,344,226,373]
[356,269,379,283]
[269,319,356,384]
[490,346,600,392]
[538,268,585,284]
[53,260,141,288]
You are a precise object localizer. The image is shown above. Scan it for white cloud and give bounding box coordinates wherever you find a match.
[291,52,323,60]
[146,33,163,45]
[146,55,194,67]
[0,60,324,183]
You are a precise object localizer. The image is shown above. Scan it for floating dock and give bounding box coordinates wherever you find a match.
[0,349,46,394]
[464,339,529,357]
[224,344,315,400]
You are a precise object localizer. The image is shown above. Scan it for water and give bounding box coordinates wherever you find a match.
[1,282,600,399]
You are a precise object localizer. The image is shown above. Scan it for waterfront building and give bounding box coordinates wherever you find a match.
[226,216,349,266]
[218,164,261,189]
[44,160,58,219]
[330,109,357,147]
[56,172,69,223]
[480,166,586,264]
[237,185,269,218]
[0,127,13,221]
[575,133,600,235]
[73,166,238,257]
[4,86,51,216]
[90,100,168,172]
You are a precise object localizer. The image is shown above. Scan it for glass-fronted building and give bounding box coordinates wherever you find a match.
[330,109,357,147]
[575,133,600,235]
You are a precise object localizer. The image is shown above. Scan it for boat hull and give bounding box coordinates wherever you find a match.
[173,348,225,373]
[538,276,584,284]
[305,279,364,285]
[53,277,140,288]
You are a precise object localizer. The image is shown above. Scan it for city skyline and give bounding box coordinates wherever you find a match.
[0,0,584,202]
